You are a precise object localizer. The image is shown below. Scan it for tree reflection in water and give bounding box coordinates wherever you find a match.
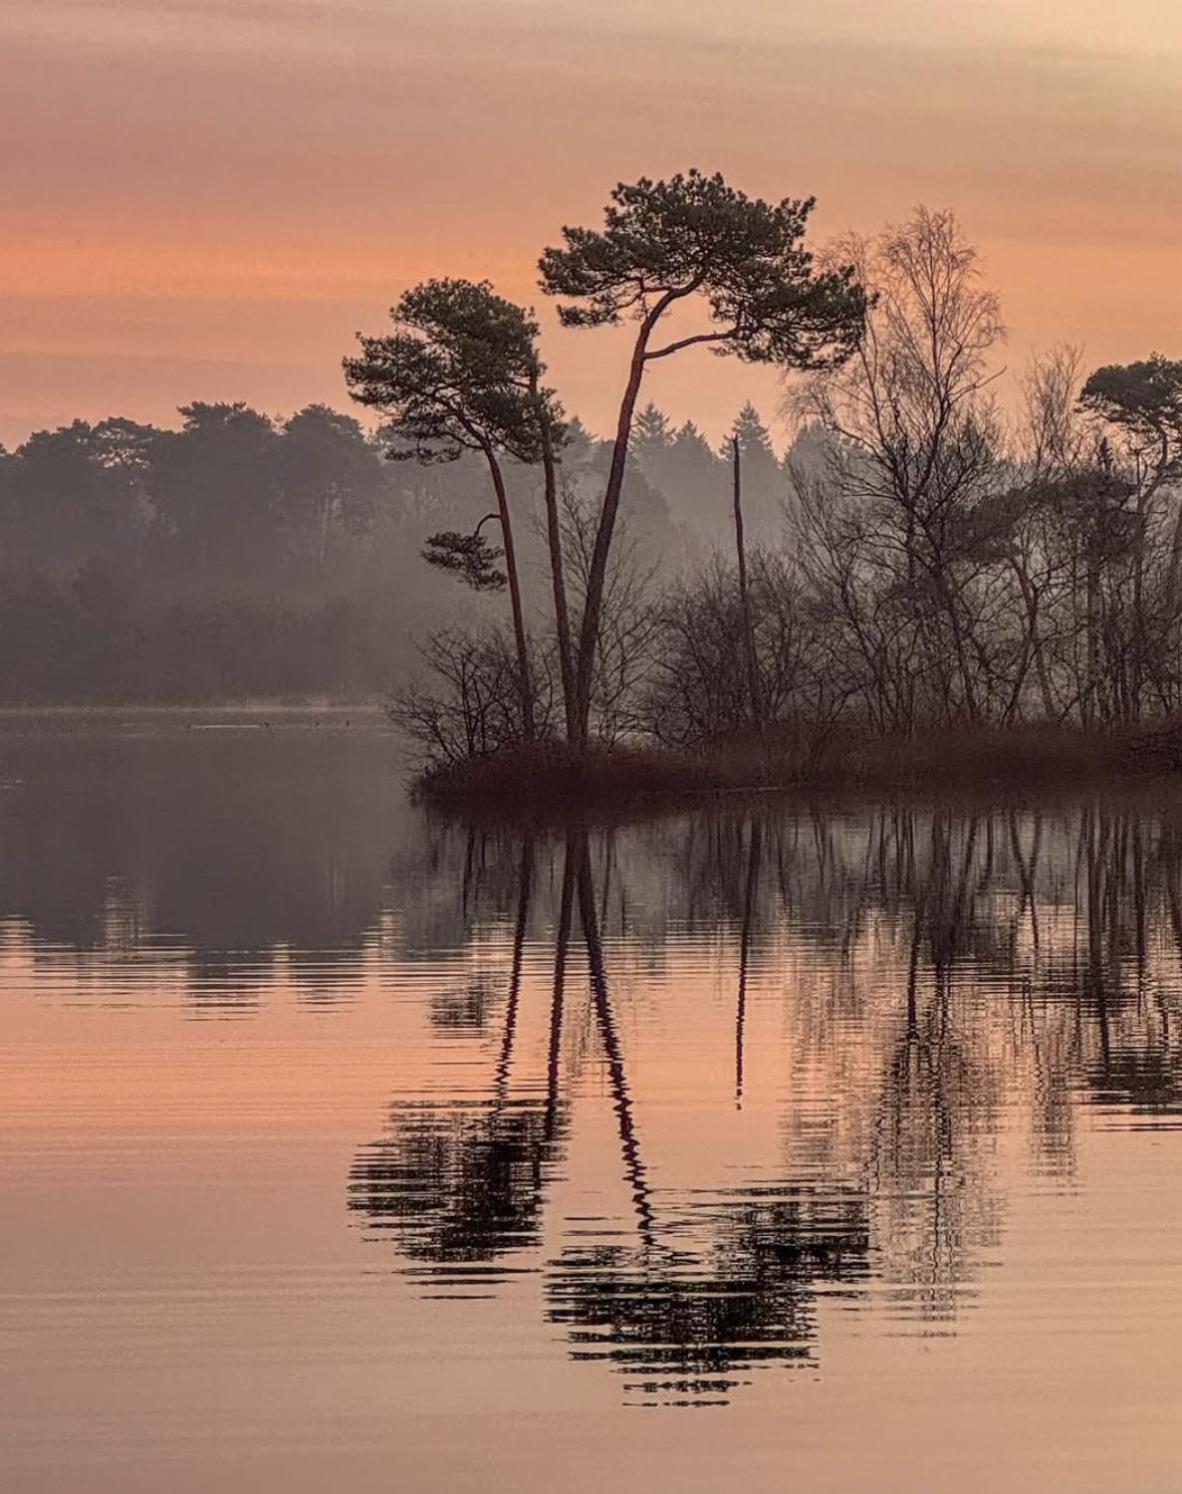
[18,730,1182,1389]
[538,836,870,1405]
[348,801,1182,1401]
[349,839,571,1289]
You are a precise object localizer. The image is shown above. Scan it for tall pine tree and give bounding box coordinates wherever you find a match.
[666,421,726,537]
[631,403,674,476]
[723,403,783,542]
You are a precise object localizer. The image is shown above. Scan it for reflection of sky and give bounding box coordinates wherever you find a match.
[9,751,1182,1480]
[3,0,1181,444]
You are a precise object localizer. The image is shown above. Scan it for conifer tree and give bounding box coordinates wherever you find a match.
[631,403,674,475]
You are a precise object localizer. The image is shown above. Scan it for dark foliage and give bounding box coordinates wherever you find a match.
[422,530,507,591]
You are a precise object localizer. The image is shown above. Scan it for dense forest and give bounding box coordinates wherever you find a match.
[0,395,782,703]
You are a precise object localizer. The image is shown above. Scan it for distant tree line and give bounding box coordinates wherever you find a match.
[0,385,788,703]
[0,401,422,701]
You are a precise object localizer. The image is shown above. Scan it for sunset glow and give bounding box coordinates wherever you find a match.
[3,0,1181,444]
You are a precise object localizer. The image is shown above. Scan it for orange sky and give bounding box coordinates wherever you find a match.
[2,0,1181,449]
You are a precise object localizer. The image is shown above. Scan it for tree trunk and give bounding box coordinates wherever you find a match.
[1165,496,1182,618]
[1085,560,1101,725]
[575,835,654,1244]
[318,491,332,572]
[939,572,980,724]
[1011,558,1055,719]
[531,368,577,743]
[732,437,763,736]
[571,306,665,747]
[1131,500,1148,720]
[482,443,535,743]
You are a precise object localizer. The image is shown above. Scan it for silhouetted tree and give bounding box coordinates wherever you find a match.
[345,279,549,740]
[630,402,674,475]
[278,405,381,575]
[151,403,283,590]
[1080,357,1182,703]
[539,168,867,744]
[3,420,146,579]
[793,208,1005,727]
[667,420,726,535]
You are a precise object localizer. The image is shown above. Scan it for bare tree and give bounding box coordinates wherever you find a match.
[791,208,1006,727]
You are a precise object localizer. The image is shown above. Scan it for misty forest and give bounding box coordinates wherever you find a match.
[7,172,1182,768]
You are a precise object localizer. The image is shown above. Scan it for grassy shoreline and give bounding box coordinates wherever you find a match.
[417,722,1182,817]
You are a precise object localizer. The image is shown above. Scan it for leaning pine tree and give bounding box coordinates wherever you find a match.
[538,168,868,746]
[344,279,567,744]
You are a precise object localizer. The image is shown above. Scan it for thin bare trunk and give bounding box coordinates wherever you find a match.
[732,437,763,735]
[572,298,671,746]
[532,368,577,742]
[1165,499,1182,616]
[1085,561,1101,725]
[482,443,535,742]
[1012,558,1055,719]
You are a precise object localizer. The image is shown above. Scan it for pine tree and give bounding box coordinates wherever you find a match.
[665,421,726,536]
[631,403,674,477]
[539,168,866,742]
[724,404,783,541]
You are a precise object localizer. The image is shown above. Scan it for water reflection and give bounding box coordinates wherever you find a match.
[545,1185,869,1407]
[349,806,1182,1404]
[0,717,405,1007]
[349,839,570,1287]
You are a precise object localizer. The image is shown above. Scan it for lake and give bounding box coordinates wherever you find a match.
[4,714,1182,1492]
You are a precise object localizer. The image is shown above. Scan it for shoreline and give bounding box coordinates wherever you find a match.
[416,723,1182,820]
[0,701,386,717]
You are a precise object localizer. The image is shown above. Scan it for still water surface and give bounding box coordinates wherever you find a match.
[4,715,1182,1491]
